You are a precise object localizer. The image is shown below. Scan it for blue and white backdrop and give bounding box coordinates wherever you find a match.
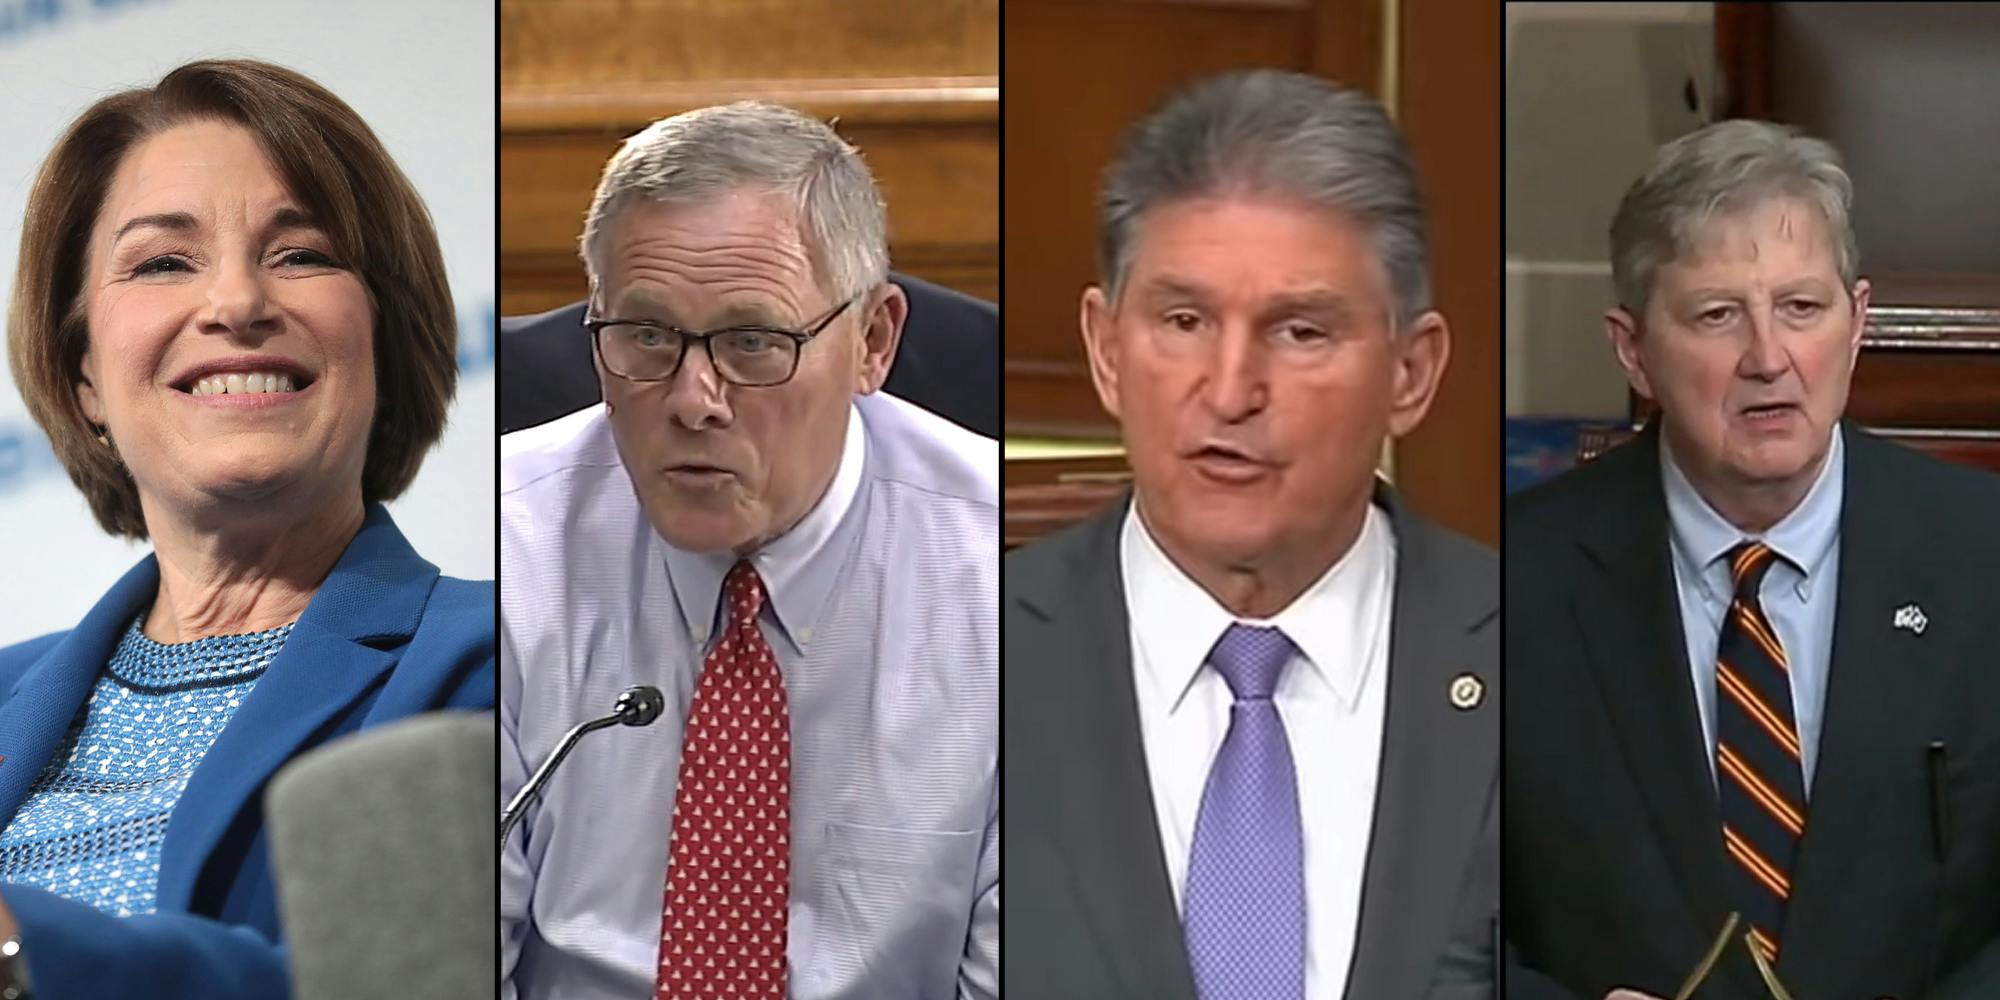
[0,0,495,643]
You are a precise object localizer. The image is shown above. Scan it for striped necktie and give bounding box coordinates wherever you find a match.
[1715,541,1807,963]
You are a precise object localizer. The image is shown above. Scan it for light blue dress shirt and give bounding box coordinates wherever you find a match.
[499,392,998,1000]
[1662,430,1843,792]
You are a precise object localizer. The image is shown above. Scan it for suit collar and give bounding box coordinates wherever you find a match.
[0,560,158,828]
[1019,482,1498,999]
[1575,422,1677,570]
[1775,423,1966,992]
[1565,426,1764,991]
[1375,480,1494,632]
[0,504,441,912]
[1014,495,1201,1000]
[1345,483,1499,997]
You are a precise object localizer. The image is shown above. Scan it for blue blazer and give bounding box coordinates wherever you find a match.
[0,505,494,999]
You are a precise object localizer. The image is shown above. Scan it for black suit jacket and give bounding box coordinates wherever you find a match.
[1007,485,1500,999]
[497,271,999,437]
[1504,423,2000,1000]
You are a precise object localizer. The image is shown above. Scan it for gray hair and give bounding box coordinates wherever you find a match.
[580,102,889,301]
[1611,119,1858,315]
[1097,69,1432,329]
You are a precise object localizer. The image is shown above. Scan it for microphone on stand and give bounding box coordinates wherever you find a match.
[500,685,664,850]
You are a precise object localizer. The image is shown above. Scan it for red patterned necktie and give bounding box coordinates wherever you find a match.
[656,560,792,999]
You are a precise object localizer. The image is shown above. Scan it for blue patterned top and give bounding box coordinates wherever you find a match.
[0,616,290,916]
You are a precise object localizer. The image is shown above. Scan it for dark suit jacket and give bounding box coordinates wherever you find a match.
[0,505,495,1000]
[1504,423,2000,1000]
[1007,485,1499,999]
[498,271,999,438]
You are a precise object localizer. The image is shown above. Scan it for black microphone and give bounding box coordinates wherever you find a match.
[500,684,664,850]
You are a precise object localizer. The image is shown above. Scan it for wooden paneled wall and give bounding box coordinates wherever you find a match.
[1395,0,1501,545]
[500,0,998,317]
[1703,8,2000,442]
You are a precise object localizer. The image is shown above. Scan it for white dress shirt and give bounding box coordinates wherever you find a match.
[500,392,999,1000]
[1120,500,1396,1000]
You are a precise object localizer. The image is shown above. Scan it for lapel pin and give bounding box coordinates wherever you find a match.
[1449,673,1485,710]
[1893,603,1929,636]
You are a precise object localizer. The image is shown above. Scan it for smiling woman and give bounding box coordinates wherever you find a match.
[0,59,491,999]
[76,119,379,553]
[13,62,454,545]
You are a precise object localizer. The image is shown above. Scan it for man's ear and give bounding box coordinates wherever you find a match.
[1605,305,1656,401]
[1385,309,1450,439]
[1079,285,1123,420]
[855,283,908,395]
[1846,277,1871,367]
[585,283,617,403]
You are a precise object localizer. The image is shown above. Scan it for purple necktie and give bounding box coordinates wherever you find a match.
[1183,623,1306,1000]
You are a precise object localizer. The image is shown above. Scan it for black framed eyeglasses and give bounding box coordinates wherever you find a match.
[584,297,855,387]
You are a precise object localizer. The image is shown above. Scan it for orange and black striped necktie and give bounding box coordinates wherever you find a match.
[1715,541,1807,963]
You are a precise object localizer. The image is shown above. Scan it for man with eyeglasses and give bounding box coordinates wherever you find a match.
[500,103,998,1000]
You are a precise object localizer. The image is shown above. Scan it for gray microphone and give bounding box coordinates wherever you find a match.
[499,685,664,850]
[266,711,494,1000]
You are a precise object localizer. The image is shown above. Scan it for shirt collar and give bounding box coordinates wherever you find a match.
[1662,426,1844,599]
[664,401,866,650]
[1121,498,1394,713]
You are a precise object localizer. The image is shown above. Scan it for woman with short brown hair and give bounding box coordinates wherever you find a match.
[0,59,491,998]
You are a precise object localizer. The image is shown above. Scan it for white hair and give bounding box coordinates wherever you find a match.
[580,101,889,300]
[1611,119,1858,315]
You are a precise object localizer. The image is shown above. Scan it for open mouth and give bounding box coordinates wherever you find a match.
[178,371,313,396]
[1740,402,1799,421]
[1186,443,1272,482]
[1190,441,1263,463]
[170,357,317,397]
